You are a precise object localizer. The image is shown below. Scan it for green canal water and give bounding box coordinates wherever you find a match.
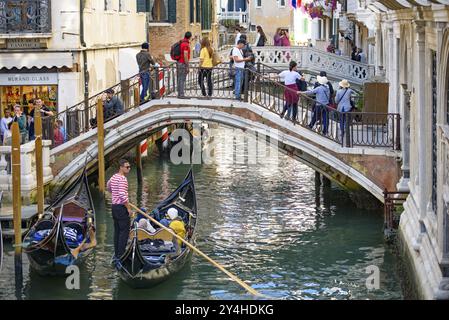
[0,127,405,300]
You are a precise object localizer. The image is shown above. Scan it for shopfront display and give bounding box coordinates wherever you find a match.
[0,73,58,116]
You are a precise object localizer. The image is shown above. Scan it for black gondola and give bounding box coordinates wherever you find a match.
[116,169,197,288]
[23,170,96,276]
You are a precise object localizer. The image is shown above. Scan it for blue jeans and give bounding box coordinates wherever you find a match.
[309,104,328,135]
[234,68,244,99]
[140,71,150,102]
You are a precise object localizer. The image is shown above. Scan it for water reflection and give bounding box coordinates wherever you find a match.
[0,127,404,300]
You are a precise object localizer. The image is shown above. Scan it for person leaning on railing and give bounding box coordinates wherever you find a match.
[28,98,54,141]
[13,104,28,144]
[136,42,157,102]
[335,79,354,143]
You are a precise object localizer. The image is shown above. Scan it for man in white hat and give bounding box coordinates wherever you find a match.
[335,79,354,143]
[300,75,331,135]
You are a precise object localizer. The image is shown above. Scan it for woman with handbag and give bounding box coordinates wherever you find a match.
[335,79,354,144]
[198,38,214,97]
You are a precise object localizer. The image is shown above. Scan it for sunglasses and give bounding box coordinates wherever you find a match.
[123,165,131,169]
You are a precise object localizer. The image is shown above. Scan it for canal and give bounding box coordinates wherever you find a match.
[0,127,405,299]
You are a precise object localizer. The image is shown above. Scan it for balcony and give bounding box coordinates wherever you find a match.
[0,0,51,36]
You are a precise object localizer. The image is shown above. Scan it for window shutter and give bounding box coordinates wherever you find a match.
[168,0,177,23]
[136,0,148,12]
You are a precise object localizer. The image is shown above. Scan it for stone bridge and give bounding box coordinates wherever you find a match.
[50,97,401,204]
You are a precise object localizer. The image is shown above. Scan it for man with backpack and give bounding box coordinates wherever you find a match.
[171,32,192,98]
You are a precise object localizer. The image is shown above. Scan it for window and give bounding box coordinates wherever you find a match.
[104,0,112,11]
[119,0,125,12]
[432,50,438,212]
[149,0,169,22]
[201,0,211,30]
[256,0,262,7]
[136,0,148,12]
[196,0,201,23]
[278,0,286,7]
[190,0,194,23]
[0,0,52,34]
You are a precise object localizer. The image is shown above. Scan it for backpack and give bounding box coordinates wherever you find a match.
[170,40,182,61]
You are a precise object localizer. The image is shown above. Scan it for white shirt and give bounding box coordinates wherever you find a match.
[279,70,301,85]
[235,33,241,45]
[232,47,245,69]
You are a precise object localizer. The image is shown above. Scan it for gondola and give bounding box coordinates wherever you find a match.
[23,169,96,276]
[116,169,197,288]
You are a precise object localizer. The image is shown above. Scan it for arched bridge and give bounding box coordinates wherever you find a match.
[50,91,401,204]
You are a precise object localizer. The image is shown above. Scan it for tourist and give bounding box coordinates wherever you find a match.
[232,39,251,100]
[2,118,13,146]
[53,120,64,147]
[198,37,214,97]
[278,61,302,121]
[301,75,331,135]
[351,46,358,61]
[274,27,283,46]
[13,104,28,144]
[136,42,157,103]
[177,32,192,98]
[28,98,54,141]
[160,208,185,247]
[57,119,67,142]
[335,79,354,143]
[254,25,267,47]
[327,42,335,54]
[1,108,12,144]
[280,29,291,47]
[235,27,242,45]
[107,159,132,260]
[104,89,124,120]
[357,48,366,63]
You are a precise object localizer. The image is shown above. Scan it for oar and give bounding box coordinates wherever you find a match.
[72,228,96,259]
[129,203,263,297]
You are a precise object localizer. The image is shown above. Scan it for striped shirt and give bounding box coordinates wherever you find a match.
[107,173,128,205]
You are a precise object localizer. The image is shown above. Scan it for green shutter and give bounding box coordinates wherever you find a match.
[136,0,148,12]
[168,0,177,23]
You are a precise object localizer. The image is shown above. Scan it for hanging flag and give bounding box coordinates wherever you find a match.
[291,0,297,8]
[291,0,301,9]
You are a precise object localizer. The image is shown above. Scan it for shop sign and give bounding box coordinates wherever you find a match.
[7,38,43,49]
[0,73,58,85]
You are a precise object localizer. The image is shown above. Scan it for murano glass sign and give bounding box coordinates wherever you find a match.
[0,73,58,85]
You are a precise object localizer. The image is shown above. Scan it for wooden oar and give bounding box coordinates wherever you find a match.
[72,228,96,259]
[129,203,263,297]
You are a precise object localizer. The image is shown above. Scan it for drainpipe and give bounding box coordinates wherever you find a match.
[80,0,89,132]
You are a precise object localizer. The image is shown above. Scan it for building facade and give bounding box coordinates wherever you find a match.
[341,0,449,299]
[144,0,218,59]
[0,0,147,115]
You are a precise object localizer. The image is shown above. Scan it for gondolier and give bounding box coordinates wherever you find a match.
[107,159,132,261]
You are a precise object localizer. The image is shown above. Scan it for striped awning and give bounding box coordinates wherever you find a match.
[0,52,74,70]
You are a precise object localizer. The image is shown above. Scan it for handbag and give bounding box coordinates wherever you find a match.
[212,51,221,67]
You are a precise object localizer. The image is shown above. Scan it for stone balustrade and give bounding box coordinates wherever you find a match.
[219,46,376,85]
[0,140,53,203]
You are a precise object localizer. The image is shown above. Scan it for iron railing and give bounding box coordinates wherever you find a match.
[0,0,51,34]
[383,190,409,240]
[45,62,401,152]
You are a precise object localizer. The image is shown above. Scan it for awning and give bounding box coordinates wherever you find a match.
[0,52,74,70]
[368,0,446,12]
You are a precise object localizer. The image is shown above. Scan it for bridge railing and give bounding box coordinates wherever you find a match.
[218,46,376,85]
[48,63,400,151]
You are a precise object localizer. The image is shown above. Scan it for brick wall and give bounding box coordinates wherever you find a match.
[149,1,217,62]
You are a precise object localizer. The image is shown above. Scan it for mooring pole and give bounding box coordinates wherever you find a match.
[136,143,143,185]
[34,106,44,218]
[11,122,22,285]
[97,99,105,194]
[134,86,140,107]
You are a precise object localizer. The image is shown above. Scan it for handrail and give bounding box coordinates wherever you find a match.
[47,63,400,152]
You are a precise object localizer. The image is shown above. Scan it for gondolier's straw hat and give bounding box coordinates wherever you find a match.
[317,76,328,85]
[167,208,179,220]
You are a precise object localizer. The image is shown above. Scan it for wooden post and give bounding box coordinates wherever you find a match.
[136,144,143,185]
[97,99,105,194]
[134,86,140,107]
[11,122,22,277]
[34,106,44,218]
